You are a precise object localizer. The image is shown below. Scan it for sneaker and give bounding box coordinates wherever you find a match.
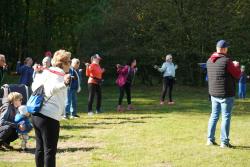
[168,101,175,105]
[70,115,79,119]
[127,105,135,111]
[117,105,125,112]
[88,112,94,116]
[160,101,164,105]
[62,115,69,120]
[220,143,234,148]
[206,140,218,146]
[1,143,14,150]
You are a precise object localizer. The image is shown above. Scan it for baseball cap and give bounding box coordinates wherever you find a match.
[216,40,229,48]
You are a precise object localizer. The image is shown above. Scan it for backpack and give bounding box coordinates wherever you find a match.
[26,85,48,114]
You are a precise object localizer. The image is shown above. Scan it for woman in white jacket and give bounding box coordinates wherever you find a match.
[31,49,71,167]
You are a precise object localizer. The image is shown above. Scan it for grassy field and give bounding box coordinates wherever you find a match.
[0,84,250,167]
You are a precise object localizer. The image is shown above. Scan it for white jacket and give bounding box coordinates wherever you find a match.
[158,62,177,77]
[32,67,67,121]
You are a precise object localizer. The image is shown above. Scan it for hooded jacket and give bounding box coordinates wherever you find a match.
[207,52,241,98]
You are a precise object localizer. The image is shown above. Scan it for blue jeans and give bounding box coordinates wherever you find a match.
[238,83,246,99]
[65,89,77,116]
[207,96,234,144]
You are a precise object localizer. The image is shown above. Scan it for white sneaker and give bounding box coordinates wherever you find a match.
[220,143,233,148]
[206,140,218,146]
[88,112,94,116]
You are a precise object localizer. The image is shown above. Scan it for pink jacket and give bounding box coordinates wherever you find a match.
[116,65,130,87]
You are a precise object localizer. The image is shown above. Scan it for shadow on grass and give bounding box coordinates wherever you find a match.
[233,145,250,150]
[59,135,94,141]
[57,146,97,153]
[8,146,97,154]
[86,120,146,126]
[61,125,94,130]
[98,116,164,120]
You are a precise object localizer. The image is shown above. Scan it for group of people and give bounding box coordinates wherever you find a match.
[0,39,249,167]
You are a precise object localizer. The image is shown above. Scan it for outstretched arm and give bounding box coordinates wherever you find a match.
[157,63,167,72]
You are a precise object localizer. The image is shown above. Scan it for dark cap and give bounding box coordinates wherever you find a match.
[216,40,229,48]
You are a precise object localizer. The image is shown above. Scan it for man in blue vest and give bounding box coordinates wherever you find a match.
[206,40,241,148]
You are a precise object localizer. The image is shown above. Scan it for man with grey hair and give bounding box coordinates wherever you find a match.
[64,58,81,119]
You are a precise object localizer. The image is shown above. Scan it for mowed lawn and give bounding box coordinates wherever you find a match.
[1,84,250,167]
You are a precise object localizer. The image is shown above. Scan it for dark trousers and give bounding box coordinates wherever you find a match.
[32,113,59,167]
[88,83,102,112]
[0,125,18,144]
[118,82,131,105]
[161,76,174,102]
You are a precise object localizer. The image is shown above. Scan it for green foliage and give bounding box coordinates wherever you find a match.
[1,0,250,85]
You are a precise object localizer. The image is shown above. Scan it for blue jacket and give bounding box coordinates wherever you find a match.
[14,113,33,134]
[16,62,34,86]
[239,72,247,84]
[69,68,81,92]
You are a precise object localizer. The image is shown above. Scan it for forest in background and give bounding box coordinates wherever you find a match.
[1,0,250,85]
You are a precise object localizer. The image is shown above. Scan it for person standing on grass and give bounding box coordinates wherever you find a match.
[0,54,7,86]
[85,54,105,115]
[238,65,250,99]
[116,58,137,112]
[206,40,241,148]
[31,49,71,167]
[154,54,178,105]
[16,57,34,87]
[64,58,81,119]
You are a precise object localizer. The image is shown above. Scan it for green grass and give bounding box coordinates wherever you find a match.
[1,84,250,167]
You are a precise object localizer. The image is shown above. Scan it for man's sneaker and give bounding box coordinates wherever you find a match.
[62,115,69,120]
[70,115,79,119]
[88,112,94,116]
[160,101,164,105]
[220,143,234,148]
[206,140,218,146]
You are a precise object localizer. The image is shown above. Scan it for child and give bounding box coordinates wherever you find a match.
[238,65,250,99]
[15,105,33,151]
[64,58,81,119]
[0,89,24,150]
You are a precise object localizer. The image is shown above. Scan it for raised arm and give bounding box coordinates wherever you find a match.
[158,63,167,73]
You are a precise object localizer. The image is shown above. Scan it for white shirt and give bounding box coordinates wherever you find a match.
[32,67,67,121]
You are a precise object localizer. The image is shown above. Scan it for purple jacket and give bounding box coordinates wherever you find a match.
[116,65,130,87]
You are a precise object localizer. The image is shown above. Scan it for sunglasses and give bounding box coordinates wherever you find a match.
[64,60,72,64]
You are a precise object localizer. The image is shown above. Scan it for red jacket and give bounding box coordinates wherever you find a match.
[86,63,103,84]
